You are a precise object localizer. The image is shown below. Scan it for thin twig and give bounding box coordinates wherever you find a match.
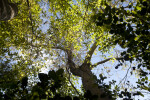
[118,66,131,86]
[66,67,80,96]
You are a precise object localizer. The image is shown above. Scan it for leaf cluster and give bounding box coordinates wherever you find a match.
[96,0,150,69]
[0,68,82,100]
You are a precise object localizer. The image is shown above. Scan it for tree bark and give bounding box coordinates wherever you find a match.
[81,64,111,100]
[0,0,18,21]
[68,61,111,100]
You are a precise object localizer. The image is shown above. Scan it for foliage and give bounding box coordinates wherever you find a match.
[0,69,82,100]
[0,0,150,100]
[0,0,42,93]
[95,0,150,98]
[96,0,150,69]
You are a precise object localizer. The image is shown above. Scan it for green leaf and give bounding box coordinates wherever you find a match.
[38,73,48,82]
[136,6,141,11]
[145,76,148,80]
[56,68,64,75]
[137,92,144,97]
[141,78,145,82]
[48,70,56,80]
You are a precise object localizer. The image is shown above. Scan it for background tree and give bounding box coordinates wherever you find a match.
[0,0,42,93]
[0,0,18,21]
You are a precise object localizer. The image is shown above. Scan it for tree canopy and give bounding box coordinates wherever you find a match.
[0,0,149,100]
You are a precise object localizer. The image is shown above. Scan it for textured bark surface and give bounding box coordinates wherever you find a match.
[0,0,18,21]
[80,64,111,100]
[68,60,111,99]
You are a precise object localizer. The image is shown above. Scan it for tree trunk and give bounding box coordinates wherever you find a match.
[80,64,111,100]
[69,61,111,100]
[66,45,112,100]
[0,0,18,21]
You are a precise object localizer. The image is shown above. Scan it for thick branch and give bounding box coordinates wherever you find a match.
[92,57,123,68]
[32,44,69,54]
[67,49,82,77]
[52,46,82,77]
[84,41,98,64]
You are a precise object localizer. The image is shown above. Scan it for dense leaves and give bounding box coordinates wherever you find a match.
[96,0,150,69]
[0,0,150,100]
[0,69,82,100]
[96,0,150,99]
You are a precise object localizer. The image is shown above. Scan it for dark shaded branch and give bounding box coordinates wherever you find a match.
[26,0,34,34]
[92,57,123,68]
[26,0,34,48]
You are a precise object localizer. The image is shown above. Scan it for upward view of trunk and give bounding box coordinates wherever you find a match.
[80,64,111,100]
[65,42,112,100]
[69,62,112,100]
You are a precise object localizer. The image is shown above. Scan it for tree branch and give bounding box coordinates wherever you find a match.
[66,67,81,96]
[32,44,82,76]
[84,41,98,64]
[118,66,131,86]
[91,57,123,68]
[51,46,82,76]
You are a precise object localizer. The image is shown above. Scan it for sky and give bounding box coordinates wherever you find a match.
[39,43,150,100]
[0,0,148,100]
[37,0,150,99]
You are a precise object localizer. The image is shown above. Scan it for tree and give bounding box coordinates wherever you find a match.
[0,0,18,21]
[96,0,150,69]
[0,0,149,100]
[96,0,150,97]
[0,0,42,92]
